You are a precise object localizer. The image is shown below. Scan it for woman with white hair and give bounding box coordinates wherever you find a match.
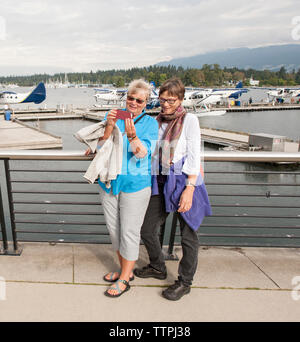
[86,79,158,298]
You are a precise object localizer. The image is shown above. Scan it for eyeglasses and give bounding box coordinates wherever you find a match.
[127,96,145,104]
[159,97,178,105]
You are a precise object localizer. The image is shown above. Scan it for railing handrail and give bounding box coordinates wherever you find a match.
[0,150,300,162]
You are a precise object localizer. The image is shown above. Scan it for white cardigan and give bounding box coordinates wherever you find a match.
[158,113,202,175]
[74,122,123,185]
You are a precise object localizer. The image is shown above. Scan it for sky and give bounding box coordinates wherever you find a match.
[0,0,300,76]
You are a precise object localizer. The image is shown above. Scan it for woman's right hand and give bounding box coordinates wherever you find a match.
[106,109,118,126]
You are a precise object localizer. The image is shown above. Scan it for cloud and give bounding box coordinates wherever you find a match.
[0,0,299,75]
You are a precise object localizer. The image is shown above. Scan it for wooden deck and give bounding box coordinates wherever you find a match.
[0,118,62,150]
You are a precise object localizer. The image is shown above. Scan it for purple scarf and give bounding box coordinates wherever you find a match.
[156,105,187,170]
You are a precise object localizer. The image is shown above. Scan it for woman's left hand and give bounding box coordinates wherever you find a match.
[125,118,136,140]
[178,187,194,213]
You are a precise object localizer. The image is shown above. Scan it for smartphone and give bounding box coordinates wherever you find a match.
[116,110,132,120]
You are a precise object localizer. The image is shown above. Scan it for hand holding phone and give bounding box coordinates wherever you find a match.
[116,110,132,120]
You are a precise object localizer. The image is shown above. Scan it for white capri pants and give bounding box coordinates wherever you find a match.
[99,186,151,261]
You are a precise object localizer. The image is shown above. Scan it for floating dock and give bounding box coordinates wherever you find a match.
[3,103,300,119]
[201,127,249,149]
[216,103,300,112]
[0,118,62,150]
[201,127,300,152]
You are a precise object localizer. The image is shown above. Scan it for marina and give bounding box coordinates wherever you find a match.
[1,102,299,151]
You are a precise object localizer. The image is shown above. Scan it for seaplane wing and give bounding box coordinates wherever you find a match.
[0,83,46,105]
[197,93,223,105]
[228,89,248,99]
[93,88,113,93]
[116,89,127,95]
[212,82,248,99]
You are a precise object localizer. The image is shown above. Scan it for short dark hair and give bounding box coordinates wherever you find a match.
[159,78,185,100]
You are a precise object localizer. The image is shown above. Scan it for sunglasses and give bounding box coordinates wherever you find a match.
[127,96,145,104]
[159,97,178,105]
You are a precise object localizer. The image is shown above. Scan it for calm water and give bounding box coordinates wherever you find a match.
[200,110,300,141]
[1,88,300,247]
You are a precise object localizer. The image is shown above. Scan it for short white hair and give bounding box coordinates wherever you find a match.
[128,79,151,100]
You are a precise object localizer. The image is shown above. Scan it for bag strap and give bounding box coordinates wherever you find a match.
[121,112,147,137]
[133,112,147,125]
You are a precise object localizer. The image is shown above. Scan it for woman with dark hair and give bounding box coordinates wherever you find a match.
[134,77,212,301]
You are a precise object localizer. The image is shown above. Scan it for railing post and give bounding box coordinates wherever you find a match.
[159,222,165,248]
[3,159,22,255]
[0,183,9,254]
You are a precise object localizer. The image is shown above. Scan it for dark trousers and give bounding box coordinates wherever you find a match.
[140,185,199,286]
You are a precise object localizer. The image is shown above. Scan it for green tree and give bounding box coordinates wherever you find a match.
[295,69,300,85]
[115,76,125,88]
[158,73,167,85]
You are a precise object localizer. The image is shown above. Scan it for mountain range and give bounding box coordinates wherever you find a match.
[157,44,300,71]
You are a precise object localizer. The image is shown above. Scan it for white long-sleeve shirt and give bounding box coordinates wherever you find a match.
[158,113,202,175]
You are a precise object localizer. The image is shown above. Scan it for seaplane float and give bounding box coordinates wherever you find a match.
[192,104,227,117]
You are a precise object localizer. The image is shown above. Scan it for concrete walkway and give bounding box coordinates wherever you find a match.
[0,242,300,322]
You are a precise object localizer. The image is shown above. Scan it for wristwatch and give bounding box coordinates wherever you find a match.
[186,180,196,187]
[128,135,137,142]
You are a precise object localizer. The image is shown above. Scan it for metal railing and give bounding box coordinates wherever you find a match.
[0,150,300,256]
[0,182,9,254]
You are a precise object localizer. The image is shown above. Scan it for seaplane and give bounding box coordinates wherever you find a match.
[93,88,127,107]
[93,81,160,109]
[0,82,46,106]
[266,88,300,103]
[183,82,248,108]
[146,81,160,109]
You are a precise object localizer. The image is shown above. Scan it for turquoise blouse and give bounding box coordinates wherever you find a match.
[98,111,158,195]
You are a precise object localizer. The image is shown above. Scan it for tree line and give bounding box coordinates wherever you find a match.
[0,64,300,87]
